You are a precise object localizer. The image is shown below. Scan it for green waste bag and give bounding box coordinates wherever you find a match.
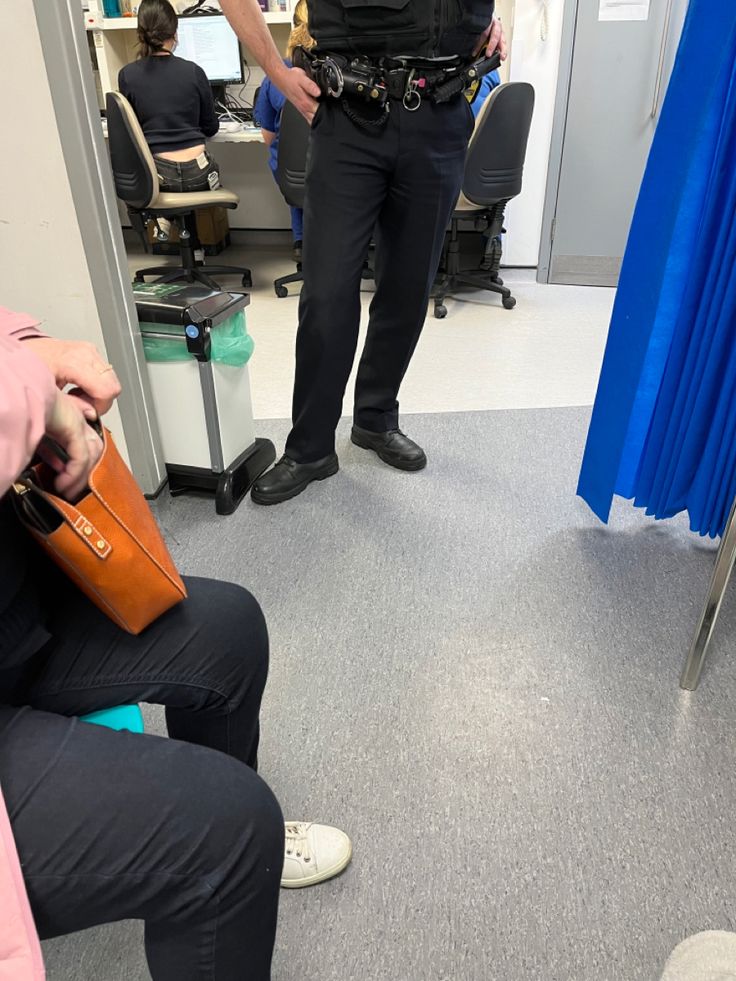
[140,309,254,367]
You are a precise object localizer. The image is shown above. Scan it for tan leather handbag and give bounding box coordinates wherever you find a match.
[13,427,186,634]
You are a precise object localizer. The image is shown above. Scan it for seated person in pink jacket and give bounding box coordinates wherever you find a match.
[0,307,351,980]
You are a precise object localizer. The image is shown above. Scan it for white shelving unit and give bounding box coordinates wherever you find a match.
[84,2,292,99]
[85,11,292,29]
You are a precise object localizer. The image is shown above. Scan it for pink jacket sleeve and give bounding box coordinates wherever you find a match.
[0,306,56,496]
[0,797,45,981]
[0,307,49,978]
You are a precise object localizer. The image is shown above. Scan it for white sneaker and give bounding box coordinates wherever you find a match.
[280,821,352,889]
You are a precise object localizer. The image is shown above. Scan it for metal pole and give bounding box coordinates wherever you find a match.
[651,0,675,119]
[32,0,166,494]
[680,494,736,690]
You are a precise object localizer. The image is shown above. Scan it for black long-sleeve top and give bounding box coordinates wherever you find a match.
[118,54,219,154]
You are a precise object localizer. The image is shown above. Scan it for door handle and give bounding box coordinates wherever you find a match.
[651,0,675,119]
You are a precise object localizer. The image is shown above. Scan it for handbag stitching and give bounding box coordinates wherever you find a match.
[71,514,112,559]
[88,429,186,597]
[19,487,114,561]
[40,537,136,632]
[88,489,186,596]
[41,535,182,632]
[72,428,187,599]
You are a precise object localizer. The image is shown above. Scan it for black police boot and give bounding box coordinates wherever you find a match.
[251,453,339,505]
[350,425,427,472]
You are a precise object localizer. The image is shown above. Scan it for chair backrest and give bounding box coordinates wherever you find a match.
[106,91,159,210]
[462,81,535,207]
[276,100,311,209]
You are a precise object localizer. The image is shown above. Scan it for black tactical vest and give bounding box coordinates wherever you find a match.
[307,0,495,60]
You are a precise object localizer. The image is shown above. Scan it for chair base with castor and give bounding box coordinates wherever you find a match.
[432,82,534,319]
[106,91,252,292]
[132,213,252,291]
[433,203,515,319]
[273,250,374,299]
[80,704,145,733]
[274,258,374,298]
[274,260,303,298]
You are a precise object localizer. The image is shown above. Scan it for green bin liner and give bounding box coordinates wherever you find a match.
[140,309,254,367]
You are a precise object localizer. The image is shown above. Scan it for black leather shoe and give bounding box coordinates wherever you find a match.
[251,454,338,505]
[350,426,427,472]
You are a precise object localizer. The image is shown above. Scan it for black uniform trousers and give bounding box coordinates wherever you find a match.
[0,571,283,981]
[285,93,476,463]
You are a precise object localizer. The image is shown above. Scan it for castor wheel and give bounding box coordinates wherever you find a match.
[241,273,252,289]
[275,285,289,298]
[502,295,516,310]
[134,272,145,283]
[492,275,504,286]
[434,303,448,319]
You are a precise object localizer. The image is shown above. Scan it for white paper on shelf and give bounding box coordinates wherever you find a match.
[598,0,650,21]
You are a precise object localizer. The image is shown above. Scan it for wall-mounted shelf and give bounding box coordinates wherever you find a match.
[85,7,290,100]
[85,11,292,30]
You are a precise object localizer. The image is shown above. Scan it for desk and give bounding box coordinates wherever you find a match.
[100,119,264,145]
[210,127,264,145]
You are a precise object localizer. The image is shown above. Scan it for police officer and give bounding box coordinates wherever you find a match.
[220,0,506,505]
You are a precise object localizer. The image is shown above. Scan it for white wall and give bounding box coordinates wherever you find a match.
[503,0,565,267]
[0,0,128,458]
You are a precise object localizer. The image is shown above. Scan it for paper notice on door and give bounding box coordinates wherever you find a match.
[599,0,650,20]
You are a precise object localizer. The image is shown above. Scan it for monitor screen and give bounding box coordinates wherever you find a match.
[176,16,244,85]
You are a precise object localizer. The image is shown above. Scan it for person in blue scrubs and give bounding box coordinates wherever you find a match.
[470,68,501,119]
[254,1,313,261]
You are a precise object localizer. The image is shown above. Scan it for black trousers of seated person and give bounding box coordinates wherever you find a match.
[285,94,475,463]
[0,576,282,981]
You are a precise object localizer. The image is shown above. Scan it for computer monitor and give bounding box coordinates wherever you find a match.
[176,15,244,86]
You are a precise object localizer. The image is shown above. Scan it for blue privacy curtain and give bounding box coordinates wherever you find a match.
[577,1,736,539]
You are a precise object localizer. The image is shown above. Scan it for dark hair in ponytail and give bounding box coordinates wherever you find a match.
[137,0,178,58]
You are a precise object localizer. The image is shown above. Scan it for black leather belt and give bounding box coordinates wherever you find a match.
[294,48,501,115]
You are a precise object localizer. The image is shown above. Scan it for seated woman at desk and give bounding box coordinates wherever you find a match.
[118,0,221,195]
[254,0,314,262]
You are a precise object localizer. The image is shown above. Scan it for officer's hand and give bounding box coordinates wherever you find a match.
[279,66,321,124]
[477,16,508,60]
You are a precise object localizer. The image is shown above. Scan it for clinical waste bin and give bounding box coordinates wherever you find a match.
[134,283,275,514]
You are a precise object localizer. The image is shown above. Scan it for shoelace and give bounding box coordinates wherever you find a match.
[284,822,313,864]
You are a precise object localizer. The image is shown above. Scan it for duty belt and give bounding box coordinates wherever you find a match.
[294,48,501,127]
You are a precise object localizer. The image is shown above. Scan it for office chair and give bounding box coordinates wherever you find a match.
[272,101,374,297]
[106,92,252,291]
[433,82,535,319]
[273,100,310,298]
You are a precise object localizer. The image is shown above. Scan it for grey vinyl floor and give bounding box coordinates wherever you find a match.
[42,408,736,981]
